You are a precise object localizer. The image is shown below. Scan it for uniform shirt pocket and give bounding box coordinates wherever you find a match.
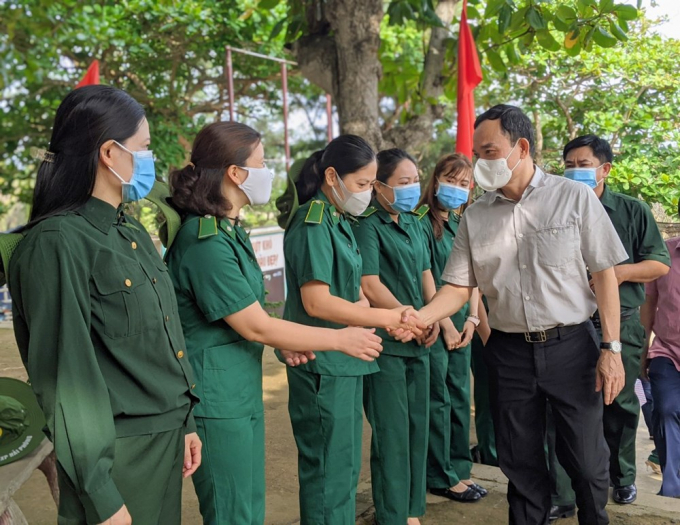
[92,263,148,339]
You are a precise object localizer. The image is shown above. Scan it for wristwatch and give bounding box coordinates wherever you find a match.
[466,315,481,327]
[600,340,622,354]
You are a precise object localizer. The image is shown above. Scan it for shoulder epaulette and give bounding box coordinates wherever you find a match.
[413,204,430,220]
[198,216,219,239]
[358,206,377,218]
[304,200,325,224]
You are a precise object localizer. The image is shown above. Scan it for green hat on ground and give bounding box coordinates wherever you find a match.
[0,378,46,467]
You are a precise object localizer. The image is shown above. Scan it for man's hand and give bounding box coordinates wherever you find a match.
[280,349,316,367]
[97,505,132,525]
[183,432,202,478]
[595,351,625,405]
[419,322,440,348]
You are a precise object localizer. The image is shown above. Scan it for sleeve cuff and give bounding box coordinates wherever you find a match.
[298,272,332,287]
[185,413,197,434]
[441,273,477,288]
[204,294,258,323]
[81,477,125,524]
[639,254,672,266]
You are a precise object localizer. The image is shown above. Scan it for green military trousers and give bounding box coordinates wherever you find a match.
[193,413,265,525]
[470,333,498,466]
[287,367,364,525]
[427,337,473,489]
[57,427,184,525]
[364,353,430,524]
[549,312,646,504]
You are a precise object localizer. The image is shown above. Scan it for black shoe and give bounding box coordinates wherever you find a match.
[549,504,576,522]
[613,484,637,504]
[466,482,488,497]
[430,487,482,502]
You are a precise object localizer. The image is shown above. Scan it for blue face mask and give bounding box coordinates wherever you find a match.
[109,141,156,203]
[436,182,469,210]
[564,166,603,189]
[383,182,421,213]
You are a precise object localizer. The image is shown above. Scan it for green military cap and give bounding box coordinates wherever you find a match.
[305,200,325,225]
[0,233,24,287]
[0,378,46,466]
[144,180,182,249]
[413,204,430,220]
[358,206,377,219]
[276,158,306,230]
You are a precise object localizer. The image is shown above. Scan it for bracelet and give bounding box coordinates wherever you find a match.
[466,315,480,327]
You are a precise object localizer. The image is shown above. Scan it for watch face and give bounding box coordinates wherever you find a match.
[612,341,622,353]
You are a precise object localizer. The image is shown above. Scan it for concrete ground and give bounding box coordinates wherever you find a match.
[1,327,678,524]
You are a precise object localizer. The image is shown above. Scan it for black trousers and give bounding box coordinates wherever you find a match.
[485,322,610,525]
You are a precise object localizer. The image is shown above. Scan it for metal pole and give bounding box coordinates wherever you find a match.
[226,46,235,121]
[281,63,291,170]
[326,93,333,143]
[228,46,298,66]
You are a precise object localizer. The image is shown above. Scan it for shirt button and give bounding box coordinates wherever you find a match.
[165,315,170,322]
[131,241,138,250]
[412,277,417,282]
[518,233,524,238]
[552,229,557,234]
[191,384,196,389]
[124,279,132,287]
[177,350,184,358]
[525,296,531,300]
[406,240,410,244]
[517,203,522,208]
[522,265,527,269]
[152,278,157,284]
[348,243,352,248]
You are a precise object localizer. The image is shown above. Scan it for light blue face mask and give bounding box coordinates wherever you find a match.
[383,182,421,213]
[109,141,156,203]
[564,166,603,189]
[436,182,469,210]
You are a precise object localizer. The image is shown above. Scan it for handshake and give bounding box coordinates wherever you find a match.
[386,306,439,347]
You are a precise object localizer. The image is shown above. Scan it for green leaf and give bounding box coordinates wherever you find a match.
[592,26,618,48]
[556,5,577,23]
[526,7,547,30]
[258,0,280,9]
[484,0,506,18]
[564,38,581,56]
[536,29,560,52]
[583,25,597,50]
[269,18,285,40]
[599,0,615,12]
[497,4,512,35]
[504,42,520,65]
[609,20,628,41]
[486,49,507,72]
[613,4,638,21]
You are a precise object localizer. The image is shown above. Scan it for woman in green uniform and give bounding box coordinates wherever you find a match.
[280,135,424,525]
[415,153,488,502]
[8,86,201,525]
[165,123,385,525]
[352,148,440,525]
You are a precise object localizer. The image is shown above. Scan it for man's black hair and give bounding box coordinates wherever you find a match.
[562,134,613,164]
[474,104,535,156]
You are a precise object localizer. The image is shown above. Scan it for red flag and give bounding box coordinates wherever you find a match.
[76,60,100,88]
[455,1,483,164]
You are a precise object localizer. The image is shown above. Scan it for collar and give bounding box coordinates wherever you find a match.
[372,198,395,224]
[314,190,341,225]
[490,165,546,203]
[77,197,122,234]
[599,184,617,212]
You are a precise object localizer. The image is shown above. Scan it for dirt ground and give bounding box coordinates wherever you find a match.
[0,327,676,524]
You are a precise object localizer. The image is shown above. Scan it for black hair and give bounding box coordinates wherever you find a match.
[170,121,261,219]
[295,134,375,205]
[27,85,146,228]
[376,148,417,183]
[474,104,535,156]
[562,134,613,164]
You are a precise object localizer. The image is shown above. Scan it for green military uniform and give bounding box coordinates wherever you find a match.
[352,200,431,524]
[280,192,379,524]
[9,197,197,525]
[166,214,266,525]
[549,185,670,504]
[415,206,474,490]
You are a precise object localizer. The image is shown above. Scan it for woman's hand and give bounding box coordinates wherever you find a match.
[457,320,475,349]
[183,432,202,478]
[97,505,132,525]
[441,318,462,351]
[279,349,316,367]
[421,322,440,348]
[337,327,383,361]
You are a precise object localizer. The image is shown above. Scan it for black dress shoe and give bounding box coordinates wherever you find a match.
[613,484,637,504]
[466,483,488,497]
[430,487,482,502]
[549,504,576,522]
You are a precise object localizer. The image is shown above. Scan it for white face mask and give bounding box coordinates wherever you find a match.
[332,174,372,216]
[238,164,274,206]
[473,141,522,192]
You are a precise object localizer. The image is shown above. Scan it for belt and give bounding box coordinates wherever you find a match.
[495,323,587,344]
[591,307,638,329]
